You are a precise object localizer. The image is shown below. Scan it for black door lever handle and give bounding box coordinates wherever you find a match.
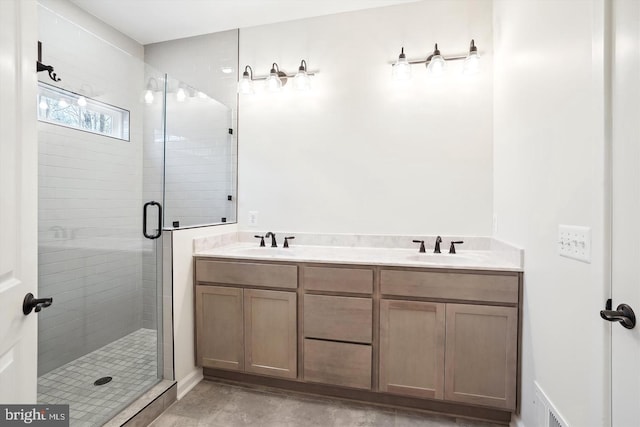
[600,303,636,329]
[23,293,53,315]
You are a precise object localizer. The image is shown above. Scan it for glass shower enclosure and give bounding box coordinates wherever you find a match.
[36,4,236,425]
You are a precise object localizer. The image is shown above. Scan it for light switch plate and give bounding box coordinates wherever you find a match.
[558,224,591,263]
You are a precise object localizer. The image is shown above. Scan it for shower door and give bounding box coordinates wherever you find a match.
[36,5,168,425]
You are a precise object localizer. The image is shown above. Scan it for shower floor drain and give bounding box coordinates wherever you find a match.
[94,376,112,386]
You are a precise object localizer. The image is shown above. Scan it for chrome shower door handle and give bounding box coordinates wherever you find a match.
[143,201,162,239]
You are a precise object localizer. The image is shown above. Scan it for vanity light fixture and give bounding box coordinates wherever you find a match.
[265,63,285,93]
[389,40,480,79]
[238,65,254,94]
[463,39,480,75]
[176,84,187,102]
[293,60,311,91]
[238,60,317,94]
[392,47,411,81]
[144,77,160,104]
[425,43,446,77]
[77,96,87,107]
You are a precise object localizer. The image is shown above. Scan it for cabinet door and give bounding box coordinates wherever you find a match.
[244,289,297,379]
[195,285,244,371]
[444,304,517,410]
[379,300,445,399]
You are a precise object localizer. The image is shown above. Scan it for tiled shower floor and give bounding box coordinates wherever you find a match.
[38,328,159,427]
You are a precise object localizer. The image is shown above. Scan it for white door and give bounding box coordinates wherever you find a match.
[610,0,640,425]
[0,0,38,404]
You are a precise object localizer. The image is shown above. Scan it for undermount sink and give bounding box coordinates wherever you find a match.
[230,246,295,256]
[406,253,487,264]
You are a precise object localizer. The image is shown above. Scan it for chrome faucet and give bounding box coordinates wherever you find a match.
[265,232,278,248]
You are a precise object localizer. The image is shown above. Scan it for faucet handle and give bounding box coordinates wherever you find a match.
[449,240,464,254]
[412,240,426,253]
[254,235,265,247]
[284,236,295,248]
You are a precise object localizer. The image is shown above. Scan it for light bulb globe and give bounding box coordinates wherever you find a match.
[293,71,311,91]
[176,87,186,102]
[238,73,254,94]
[392,48,411,81]
[463,51,480,75]
[426,55,446,77]
[265,73,282,93]
[144,90,154,104]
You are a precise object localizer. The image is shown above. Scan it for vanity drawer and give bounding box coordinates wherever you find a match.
[380,270,518,304]
[304,295,372,343]
[304,339,372,390]
[302,266,373,294]
[195,259,297,289]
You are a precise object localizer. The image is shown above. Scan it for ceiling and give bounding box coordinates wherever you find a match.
[69,0,420,45]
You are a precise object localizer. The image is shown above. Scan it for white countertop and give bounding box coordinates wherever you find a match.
[194,241,523,272]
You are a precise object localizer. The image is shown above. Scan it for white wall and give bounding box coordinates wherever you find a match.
[169,224,237,397]
[238,0,493,235]
[493,1,609,426]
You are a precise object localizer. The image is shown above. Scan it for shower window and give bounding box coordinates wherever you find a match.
[37,81,130,141]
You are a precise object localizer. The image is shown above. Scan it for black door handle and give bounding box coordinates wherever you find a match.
[600,303,636,329]
[23,293,53,315]
[143,201,162,239]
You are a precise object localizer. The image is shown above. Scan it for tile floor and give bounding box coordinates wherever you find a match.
[151,381,506,427]
[38,328,159,427]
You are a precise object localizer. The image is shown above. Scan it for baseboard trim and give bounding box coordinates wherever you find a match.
[510,414,526,427]
[178,368,203,399]
[204,368,512,425]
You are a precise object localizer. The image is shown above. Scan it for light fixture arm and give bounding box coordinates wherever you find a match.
[146,77,159,91]
[243,65,254,79]
[299,59,307,72]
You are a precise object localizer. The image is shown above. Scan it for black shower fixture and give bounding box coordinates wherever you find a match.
[37,41,61,82]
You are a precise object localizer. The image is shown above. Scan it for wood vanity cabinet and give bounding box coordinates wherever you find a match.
[444,303,517,409]
[195,285,243,371]
[379,300,445,399]
[194,260,297,379]
[302,266,374,390]
[195,256,522,422]
[379,269,519,410]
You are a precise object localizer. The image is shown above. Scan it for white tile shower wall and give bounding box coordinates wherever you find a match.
[238,0,493,235]
[144,30,238,112]
[37,0,146,375]
[144,30,239,226]
[163,97,235,227]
